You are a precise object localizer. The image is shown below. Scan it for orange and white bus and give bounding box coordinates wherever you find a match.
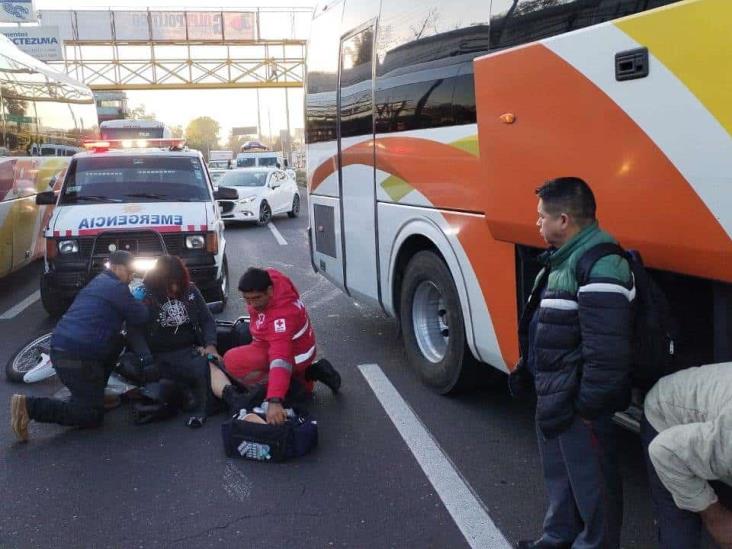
[305,0,732,394]
[0,36,98,279]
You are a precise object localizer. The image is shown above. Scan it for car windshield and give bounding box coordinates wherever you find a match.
[236,157,255,167]
[209,160,229,169]
[259,157,278,167]
[60,155,210,204]
[219,171,269,187]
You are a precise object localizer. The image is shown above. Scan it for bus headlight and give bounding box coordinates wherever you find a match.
[186,235,206,249]
[58,240,78,254]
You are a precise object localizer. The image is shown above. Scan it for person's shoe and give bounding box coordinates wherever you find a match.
[186,416,206,429]
[305,359,341,393]
[10,394,30,442]
[516,540,571,549]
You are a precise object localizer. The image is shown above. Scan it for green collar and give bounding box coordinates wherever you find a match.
[549,221,599,267]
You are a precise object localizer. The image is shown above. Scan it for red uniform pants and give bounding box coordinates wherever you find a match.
[223,341,314,393]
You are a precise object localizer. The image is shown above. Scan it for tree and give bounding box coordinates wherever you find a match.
[185,117,220,160]
[226,132,243,154]
[128,103,156,120]
[170,125,184,138]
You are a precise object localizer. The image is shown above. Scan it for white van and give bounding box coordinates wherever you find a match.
[235,150,284,169]
[35,140,237,317]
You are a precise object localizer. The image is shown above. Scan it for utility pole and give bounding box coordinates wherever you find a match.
[256,88,262,141]
[284,87,291,164]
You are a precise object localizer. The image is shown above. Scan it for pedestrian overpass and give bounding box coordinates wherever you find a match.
[38,8,309,91]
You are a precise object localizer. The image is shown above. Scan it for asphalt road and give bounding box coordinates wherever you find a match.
[0,194,661,548]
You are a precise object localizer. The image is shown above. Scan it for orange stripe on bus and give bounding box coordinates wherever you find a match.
[474,43,732,283]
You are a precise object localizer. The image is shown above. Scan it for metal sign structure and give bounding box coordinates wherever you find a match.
[38,8,310,91]
[1,26,62,62]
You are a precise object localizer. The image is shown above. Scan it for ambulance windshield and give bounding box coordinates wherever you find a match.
[60,156,210,204]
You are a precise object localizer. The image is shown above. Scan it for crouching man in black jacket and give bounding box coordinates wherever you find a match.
[11,251,149,441]
[511,178,634,549]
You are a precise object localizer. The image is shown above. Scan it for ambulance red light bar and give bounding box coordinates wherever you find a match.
[83,138,186,152]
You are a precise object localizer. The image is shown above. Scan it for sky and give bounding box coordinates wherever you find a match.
[31,0,317,145]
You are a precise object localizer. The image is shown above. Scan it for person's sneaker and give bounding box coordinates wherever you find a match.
[10,394,30,442]
[305,359,341,393]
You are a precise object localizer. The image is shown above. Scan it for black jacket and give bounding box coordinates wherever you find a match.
[510,223,634,438]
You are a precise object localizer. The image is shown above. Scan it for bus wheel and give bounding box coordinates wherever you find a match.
[40,277,70,318]
[399,250,478,394]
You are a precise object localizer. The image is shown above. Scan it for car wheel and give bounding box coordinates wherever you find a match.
[257,201,272,226]
[288,194,300,218]
[399,250,480,394]
[40,276,71,318]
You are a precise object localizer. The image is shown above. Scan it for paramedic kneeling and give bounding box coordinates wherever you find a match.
[210,268,340,425]
[10,251,149,442]
[642,363,732,549]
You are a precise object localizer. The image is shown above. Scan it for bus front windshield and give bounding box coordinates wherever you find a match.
[100,127,165,140]
[219,170,268,187]
[61,156,210,204]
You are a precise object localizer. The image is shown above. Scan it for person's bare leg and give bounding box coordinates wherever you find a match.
[210,364,231,398]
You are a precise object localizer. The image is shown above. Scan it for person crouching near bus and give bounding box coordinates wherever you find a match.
[209,267,341,425]
[509,177,633,549]
[641,364,732,549]
[10,251,149,442]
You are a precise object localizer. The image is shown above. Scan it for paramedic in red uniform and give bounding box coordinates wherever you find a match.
[210,267,341,425]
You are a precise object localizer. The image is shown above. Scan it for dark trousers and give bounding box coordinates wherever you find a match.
[27,352,114,428]
[154,347,211,415]
[641,415,704,549]
[536,414,623,549]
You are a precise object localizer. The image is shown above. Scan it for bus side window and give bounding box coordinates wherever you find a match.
[374,0,490,134]
[490,0,684,50]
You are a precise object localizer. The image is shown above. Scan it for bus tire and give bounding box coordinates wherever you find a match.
[399,250,478,394]
[40,277,70,319]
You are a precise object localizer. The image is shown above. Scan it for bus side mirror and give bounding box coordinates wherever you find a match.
[36,191,57,205]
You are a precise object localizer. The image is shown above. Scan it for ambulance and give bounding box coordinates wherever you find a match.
[35,139,238,317]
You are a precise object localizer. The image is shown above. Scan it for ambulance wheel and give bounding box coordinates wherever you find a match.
[208,255,229,306]
[40,277,70,319]
[399,251,479,394]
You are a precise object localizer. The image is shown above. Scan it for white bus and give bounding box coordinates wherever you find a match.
[99,119,171,141]
[305,0,731,397]
[0,35,98,279]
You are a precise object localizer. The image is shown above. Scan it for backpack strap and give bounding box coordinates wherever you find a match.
[575,242,626,287]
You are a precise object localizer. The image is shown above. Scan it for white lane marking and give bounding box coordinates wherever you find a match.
[0,290,41,320]
[268,222,287,246]
[358,364,510,549]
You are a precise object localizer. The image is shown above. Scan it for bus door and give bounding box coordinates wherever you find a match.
[336,24,380,303]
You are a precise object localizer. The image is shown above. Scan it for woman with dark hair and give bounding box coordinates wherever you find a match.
[130,255,221,427]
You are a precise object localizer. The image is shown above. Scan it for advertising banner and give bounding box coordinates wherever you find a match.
[75,10,112,41]
[187,11,222,41]
[149,11,187,41]
[112,11,149,41]
[224,12,256,40]
[1,26,62,61]
[0,0,34,23]
[38,10,73,41]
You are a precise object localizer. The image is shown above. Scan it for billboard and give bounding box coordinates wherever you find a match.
[1,26,62,61]
[0,0,34,23]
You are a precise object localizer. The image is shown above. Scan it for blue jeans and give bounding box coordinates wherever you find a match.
[536,414,623,549]
[27,352,114,428]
